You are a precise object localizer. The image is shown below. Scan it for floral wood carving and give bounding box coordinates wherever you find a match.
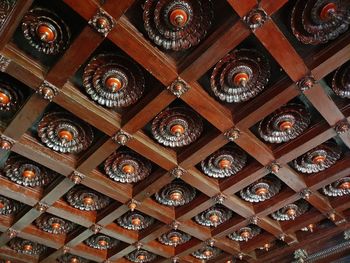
[83,54,145,108]
[57,253,89,263]
[258,103,311,143]
[158,230,191,246]
[292,140,341,174]
[322,177,350,197]
[85,234,119,250]
[151,106,203,147]
[0,195,21,215]
[201,145,247,178]
[4,155,55,187]
[38,112,94,154]
[21,8,71,54]
[192,245,221,260]
[291,0,350,45]
[243,8,268,30]
[66,186,110,211]
[155,180,196,207]
[143,0,213,51]
[126,249,157,263]
[271,199,309,221]
[9,238,47,255]
[332,61,350,98]
[0,55,10,72]
[210,49,270,103]
[228,224,261,242]
[240,175,282,203]
[88,9,115,37]
[37,80,59,101]
[117,211,155,231]
[194,204,233,227]
[35,214,75,235]
[104,150,152,183]
[0,79,22,113]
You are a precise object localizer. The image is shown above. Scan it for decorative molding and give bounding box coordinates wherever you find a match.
[249,216,259,225]
[155,180,196,207]
[0,134,15,150]
[37,80,59,101]
[334,119,350,135]
[212,193,226,205]
[89,224,102,234]
[35,202,49,213]
[69,171,85,184]
[88,8,115,37]
[128,199,141,211]
[0,55,10,72]
[112,129,132,145]
[224,127,241,141]
[266,162,281,174]
[243,8,268,30]
[170,166,186,179]
[296,76,315,92]
[167,78,190,98]
[300,188,311,200]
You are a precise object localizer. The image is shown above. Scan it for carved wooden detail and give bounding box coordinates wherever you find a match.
[0,195,21,215]
[192,245,221,260]
[0,79,22,112]
[83,54,145,108]
[85,234,119,250]
[0,134,15,150]
[170,166,186,179]
[194,204,233,227]
[57,254,89,263]
[0,0,15,29]
[9,238,47,255]
[37,80,59,101]
[126,249,157,263]
[271,200,309,221]
[168,78,190,98]
[297,75,316,91]
[35,214,75,234]
[143,0,213,51]
[113,129,132,145]
[155,180,196,207]
[211,49,270,103]
[117,211,155,231]
[21,8,71,54]
[66,186,111,211]
[243,8,268,30]
[38,112,94,154]
[225,127,240,141]
[334,119,350,134]
[151,106,203,147]
[35,202,49,213]
[322,177,350,197]
[88,8,115,37]
[158,230,191,247]
[291,0,350,45]
[332,61,350,98]
[0,55,10,72]
[69,171,85,184]
[228,225,261,242]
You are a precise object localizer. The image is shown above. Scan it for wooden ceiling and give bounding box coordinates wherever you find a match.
[0,0,350,262]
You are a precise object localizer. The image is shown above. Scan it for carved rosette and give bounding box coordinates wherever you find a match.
[192,246,221,260]
[117,211,155,231]
[126,249,157,263]
[151,106,203,147]
[168,78,189,98]
[243,8,268,30]
[66,186,110,211]
[57,254,89,263]
[291,0,350,45]
[0,195,21,215]
[85,234,119,250]
[211,49,270,103]
[155,180,196,207]
[228,225,261,242]
[240,175,282,203]
[322,177,350,197]
[143,0,213,51]
[104,150,152,183]
[258,103,311,143]
[0,80,22,113]
[88,9,115,37]
[271,200,309,221]
[9,238,47,255]
[292,141,341,174]
[4,155,55,187]
[201,145,247,178]
[0,0,15,29]
[332,61,350,98]
[21,8,71,54]
[38,112,94,154]
[37,81,59,101]
[35,214,75,235]
[158,230,191,246]
[194,205,233,227]
[83,54,145,108]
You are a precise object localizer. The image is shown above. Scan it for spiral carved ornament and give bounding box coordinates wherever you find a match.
[38,112,94,154]
[194,204,233,227]
[126,249,157,263]
[210,49,270,103]
[332,61,350,98]
[66,186,111,211]
[158,230,191,246]
[117,211,155,231]
[201,145,247,178]
[143,0,213,51]
[151,106,203,147]
[155,180,196,207]
[85,234,119,250]
[0,79,22,113]
[322,177,350,197]
[291,0,350,45]
[9,238,47,255]
[104,150,152,184]
[192,245,221,260]
[0,195,21,215]
[292,140,341,174]
[228,225,261,242]
[21,8,71,55]
[4,155,55,187]
[258,103,311,144]
[83,54,145,108]
[35,214,75,235]
[271,199,309,221]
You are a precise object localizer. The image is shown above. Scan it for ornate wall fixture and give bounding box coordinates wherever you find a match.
[240,175,282,203]
[258,103,311,143]
[192,245,221,260]
[210,49,270,103]
[332,61,350,98]
[126,249,157,263]
[35,214,75,235]
[8,238,47,255]
[0,80,22,113]
[0,195,21,215]
[194,204,233,227]
[85,234,119,250]
[292,141,341,174]
[143,0,213,51]
[4,155,55,187]
[322,177,350,197]
[291,0,350,45]
[38,112,94,154]
[155,180,196,207]
[21,8,71,55]
[158,230,191,247]
[228,225,261,242]
[0,0,15,29]
[83,54,145,108]
[201,145,247,178]
[151,106,203,147]
[271,200,309,221]
[57,253,89,263]
[104,150,152,183]
[117,211,155,231]
[66,186,110,211]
